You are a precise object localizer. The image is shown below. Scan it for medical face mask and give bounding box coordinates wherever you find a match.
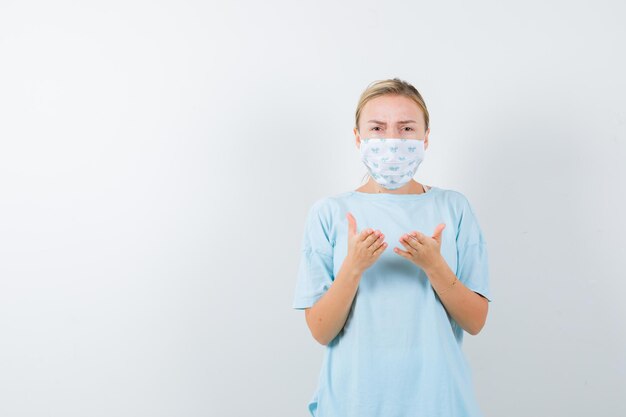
[359,138,426,190]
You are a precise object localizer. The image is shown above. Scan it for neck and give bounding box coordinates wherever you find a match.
[357,179,425,195]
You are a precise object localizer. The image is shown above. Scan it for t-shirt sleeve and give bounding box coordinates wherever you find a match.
[292,200,335,310]
[455,196,493,302]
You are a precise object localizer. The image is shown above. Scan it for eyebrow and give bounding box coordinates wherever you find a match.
[366,119,418,124]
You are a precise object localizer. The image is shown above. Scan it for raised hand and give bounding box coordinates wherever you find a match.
[344,212,387,275]
[394,223,446,271]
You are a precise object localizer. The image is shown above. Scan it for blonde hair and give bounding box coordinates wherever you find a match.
[355,78,430,183]
[355,77,430,133]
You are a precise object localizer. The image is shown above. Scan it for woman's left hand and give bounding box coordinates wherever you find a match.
[394,223,446,271]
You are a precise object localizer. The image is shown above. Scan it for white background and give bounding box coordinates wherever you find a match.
[1,1,625,416]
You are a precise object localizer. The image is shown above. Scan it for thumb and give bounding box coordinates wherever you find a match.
[346,212,357,236]
[432,223,446,243]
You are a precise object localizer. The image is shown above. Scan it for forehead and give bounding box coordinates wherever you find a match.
[361,94,423,121]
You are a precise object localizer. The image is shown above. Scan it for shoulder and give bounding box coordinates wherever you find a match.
[307,191,352,217]
[431,186,472,212]
[436,187,486,243]
[302,192,352,234]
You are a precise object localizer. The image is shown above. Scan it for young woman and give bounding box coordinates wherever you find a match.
[292,78,493,417]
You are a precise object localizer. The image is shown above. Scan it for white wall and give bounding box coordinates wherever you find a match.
[1,1,624,416]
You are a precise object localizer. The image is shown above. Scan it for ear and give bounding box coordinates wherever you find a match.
[354,127,361,149]
[424,127,430,151]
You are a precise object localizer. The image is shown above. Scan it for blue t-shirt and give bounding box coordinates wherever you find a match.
[292,186,493,417]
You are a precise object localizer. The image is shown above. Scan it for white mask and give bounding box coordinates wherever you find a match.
[359,138,426,190]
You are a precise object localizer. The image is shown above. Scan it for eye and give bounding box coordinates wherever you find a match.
[403,127,414,131]
[371,126,381,131]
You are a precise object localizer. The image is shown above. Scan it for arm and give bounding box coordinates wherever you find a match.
[396,221,491,336]
[424,257,488,335]
[304,214,387,346]
[304,260,362,346]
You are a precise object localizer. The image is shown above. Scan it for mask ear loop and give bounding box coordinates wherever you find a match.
[359,139,368,184]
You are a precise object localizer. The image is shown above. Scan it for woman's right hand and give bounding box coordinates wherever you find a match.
[344,212,387,275]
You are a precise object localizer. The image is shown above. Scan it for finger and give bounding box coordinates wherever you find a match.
[432,223,445,242]
[346,212,357,236]
[394,246,411,258]
[358,228,375,242]
[399,238,418,254]
[364,230,382,248]
[368,232,385,250]
[402,234,421,251]
[410,230,427,244]
[372,240,388,256]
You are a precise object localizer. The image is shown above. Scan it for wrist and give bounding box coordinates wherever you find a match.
[423,255,447,276]
[340,259,364,282]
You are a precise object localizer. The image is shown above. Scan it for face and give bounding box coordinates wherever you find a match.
[353,94,430,150]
